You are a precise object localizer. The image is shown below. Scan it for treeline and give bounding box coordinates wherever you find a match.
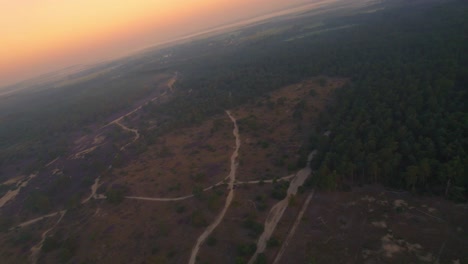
[146,0,467,199]
[307,1,468,200]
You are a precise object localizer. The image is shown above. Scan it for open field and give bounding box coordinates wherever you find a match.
[279,186,468,264]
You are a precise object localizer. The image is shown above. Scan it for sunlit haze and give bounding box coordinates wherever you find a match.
[0,0,323,88]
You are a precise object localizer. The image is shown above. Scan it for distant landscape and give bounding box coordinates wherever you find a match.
[0,0,466,263]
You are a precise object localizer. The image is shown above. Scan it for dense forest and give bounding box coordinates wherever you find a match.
[147,0,467,199]
[308,1,467,200]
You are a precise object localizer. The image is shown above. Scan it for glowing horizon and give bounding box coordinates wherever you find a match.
[1,0,317,87]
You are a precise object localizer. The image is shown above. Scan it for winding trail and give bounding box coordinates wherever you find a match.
[13,211,64,230]
[125,175,296,203]
[188,110,240,264]
[30,210,66,264]
[102,73,177,151]
[248,151,316,264]
[272,191,315,264]
[81,176,102,204]
[114,121,140,151]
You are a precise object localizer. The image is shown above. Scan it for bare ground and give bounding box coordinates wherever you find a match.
[276,186,468,264]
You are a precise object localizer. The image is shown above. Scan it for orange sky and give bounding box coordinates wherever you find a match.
[0,0,313,87]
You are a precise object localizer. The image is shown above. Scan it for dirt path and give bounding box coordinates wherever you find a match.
[30,210,66,264]
[125,175,294,203]
[45,157,59,167]
[273,191,315,264]
[114,121,140,151]
[12,211,64,230]
[81,176,102,204]
[188,110,240,264]
[70,144,103,159]
[248,151,315,264]
[0,174,37,208]
[105,73,178,127]
[102,73,177,151]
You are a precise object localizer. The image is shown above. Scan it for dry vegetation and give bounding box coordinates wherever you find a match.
[233,77,346,182]
[278,186,468,264]
[63,77,344,263]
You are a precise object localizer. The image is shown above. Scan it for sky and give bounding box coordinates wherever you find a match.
[0,0,319,88]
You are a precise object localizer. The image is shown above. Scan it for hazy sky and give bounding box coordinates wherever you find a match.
[0,0,320,87]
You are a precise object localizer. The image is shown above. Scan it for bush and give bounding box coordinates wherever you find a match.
[237,243,257,256]
[106,185,128,204]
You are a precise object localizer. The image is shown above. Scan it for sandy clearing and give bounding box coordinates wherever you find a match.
[0,174,37,208]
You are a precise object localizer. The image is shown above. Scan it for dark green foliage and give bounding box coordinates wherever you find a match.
[271,181,289,200]
[24,191,51,213]
[206,236,217,247]
[255,253,267,264]
[106,185,128,204]
[318,78,327,87]
[0,216,13,232]
[192,185,204,199]
[0,184,9,197]
[175,204,186,214]
[309,89,317,97]
[145,0,466,199]
[309,1,468,200]
[191,211,207,227]
[42,236,60,253]
[267,237,281,248]
[242,218,264,238]
[236,257,247,264]
[237,243,257,256]
[10,230,33,246]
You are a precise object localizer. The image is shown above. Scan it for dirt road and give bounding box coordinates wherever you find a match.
[13,211,64,230]
[273,191,315,264]
[188,110,240,264]
[248,151,315,264]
